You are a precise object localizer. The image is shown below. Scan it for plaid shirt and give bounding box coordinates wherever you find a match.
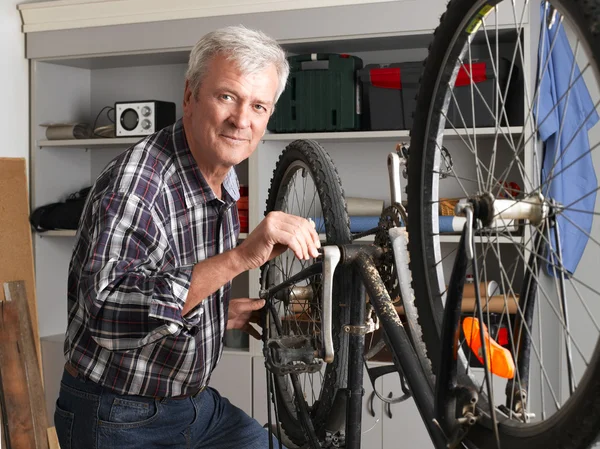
[64,119,240,397]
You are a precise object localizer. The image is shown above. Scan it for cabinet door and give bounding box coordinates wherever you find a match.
[252,356,269,425]
[381,373,434,449]
[209,352,253,416]
[361,368,383,449]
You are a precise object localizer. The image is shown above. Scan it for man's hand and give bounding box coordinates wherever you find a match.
[236,211,320,270]
[227,297,265,340]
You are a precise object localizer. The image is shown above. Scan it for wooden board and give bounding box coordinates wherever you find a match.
[47,427,60,449]
[0,281,49,449]
[0,159,40,366]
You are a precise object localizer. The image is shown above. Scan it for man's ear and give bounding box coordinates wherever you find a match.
[183,79,193,107]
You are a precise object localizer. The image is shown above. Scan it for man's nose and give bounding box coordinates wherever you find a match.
[229,105,251,129]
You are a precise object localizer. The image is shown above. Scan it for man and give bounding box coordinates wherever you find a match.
[54,25,319,448]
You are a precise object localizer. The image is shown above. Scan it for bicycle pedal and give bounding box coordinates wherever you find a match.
[462,317,515,379]
[264,335,323,376]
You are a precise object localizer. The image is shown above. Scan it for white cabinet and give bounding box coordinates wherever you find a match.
[209,351,254,417]
[251,356,270,425]
[41,334,65,427]
[361,367,384,448]
[380,371,433,449]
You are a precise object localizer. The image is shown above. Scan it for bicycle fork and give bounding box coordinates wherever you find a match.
[318,243,448,449]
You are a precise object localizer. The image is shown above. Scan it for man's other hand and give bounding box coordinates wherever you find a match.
[227,297,265,340]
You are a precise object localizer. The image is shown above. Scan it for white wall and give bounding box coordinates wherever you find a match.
[0,1,28,162]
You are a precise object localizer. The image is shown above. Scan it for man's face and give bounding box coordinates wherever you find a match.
[183,54,279,171]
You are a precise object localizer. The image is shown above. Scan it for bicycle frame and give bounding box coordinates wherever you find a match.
[260,151,450,448]
[261,149,538,448]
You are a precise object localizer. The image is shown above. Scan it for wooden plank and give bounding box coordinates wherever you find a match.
[47,426,61,449]
[0,159,41,369]
[6,281,50,449]
[0,281,49,449]
[0,386,7,449]
[0,288,37,448]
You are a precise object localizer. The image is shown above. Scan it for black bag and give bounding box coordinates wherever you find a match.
[30,186,91,232]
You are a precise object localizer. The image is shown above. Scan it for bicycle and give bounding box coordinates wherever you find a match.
[259,1,600,448]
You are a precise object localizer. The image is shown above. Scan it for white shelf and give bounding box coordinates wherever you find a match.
[37,127,524,148]
[38,230,77,237]
[345,234,517,244]
[38,137,142,148]
[39,230,249,240]
[439,235,516,244]
[262,126,523,143]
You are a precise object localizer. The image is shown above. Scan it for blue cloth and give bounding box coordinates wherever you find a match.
[536,5,599,275]
[55,368,286,449]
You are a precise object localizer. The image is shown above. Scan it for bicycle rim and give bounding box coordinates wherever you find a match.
[407,1,600,448]
[262,139,352,445]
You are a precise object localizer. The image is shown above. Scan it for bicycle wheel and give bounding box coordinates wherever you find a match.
[262,139,352,445]
[408,1,600,448]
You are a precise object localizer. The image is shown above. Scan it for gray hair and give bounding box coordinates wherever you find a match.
[186,25,290,105]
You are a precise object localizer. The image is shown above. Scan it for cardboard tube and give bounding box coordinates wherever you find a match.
[346,197,384,216]
[395,294,519,315]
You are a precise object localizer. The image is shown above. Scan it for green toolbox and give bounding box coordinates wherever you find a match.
[268,53,363,132]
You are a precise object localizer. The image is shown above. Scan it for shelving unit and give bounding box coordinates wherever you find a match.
[24,1,533,446]
[38,137,141,147]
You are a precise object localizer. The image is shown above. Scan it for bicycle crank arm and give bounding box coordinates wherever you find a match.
[321,244,384,364]
[322,245,341,363]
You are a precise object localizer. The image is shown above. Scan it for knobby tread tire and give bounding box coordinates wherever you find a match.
[263,139,352,445]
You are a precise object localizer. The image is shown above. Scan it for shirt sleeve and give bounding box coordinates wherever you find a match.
[77,191,200,351]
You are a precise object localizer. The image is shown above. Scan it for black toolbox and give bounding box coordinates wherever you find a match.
[268,53,363,132]
[446,58,520,128]
[359,58,521,131]
[358,62,422,130]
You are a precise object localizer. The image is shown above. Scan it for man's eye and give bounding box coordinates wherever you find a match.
[221,94,232,101]
[254,104,266,112]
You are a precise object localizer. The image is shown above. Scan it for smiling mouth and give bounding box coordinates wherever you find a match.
[221,135,249,142]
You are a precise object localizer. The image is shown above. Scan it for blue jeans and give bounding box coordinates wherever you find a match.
[54,368,288,449]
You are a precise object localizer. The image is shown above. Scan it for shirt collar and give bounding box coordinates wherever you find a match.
[171,118,240,207]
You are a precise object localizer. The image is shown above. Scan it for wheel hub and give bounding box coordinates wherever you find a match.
[462,192,551,227]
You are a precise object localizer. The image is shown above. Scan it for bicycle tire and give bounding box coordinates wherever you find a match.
[407,1,600,448]
[262,139,352,445]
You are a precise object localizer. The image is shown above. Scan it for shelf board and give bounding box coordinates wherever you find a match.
[325,233,516,244]
[38,127,524,148]
[40,230,249,240]
[439,235,516,244]
[37,230,515,244]
[38,230,77,237]
[262,126,523,142]
[38,137,142,148]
